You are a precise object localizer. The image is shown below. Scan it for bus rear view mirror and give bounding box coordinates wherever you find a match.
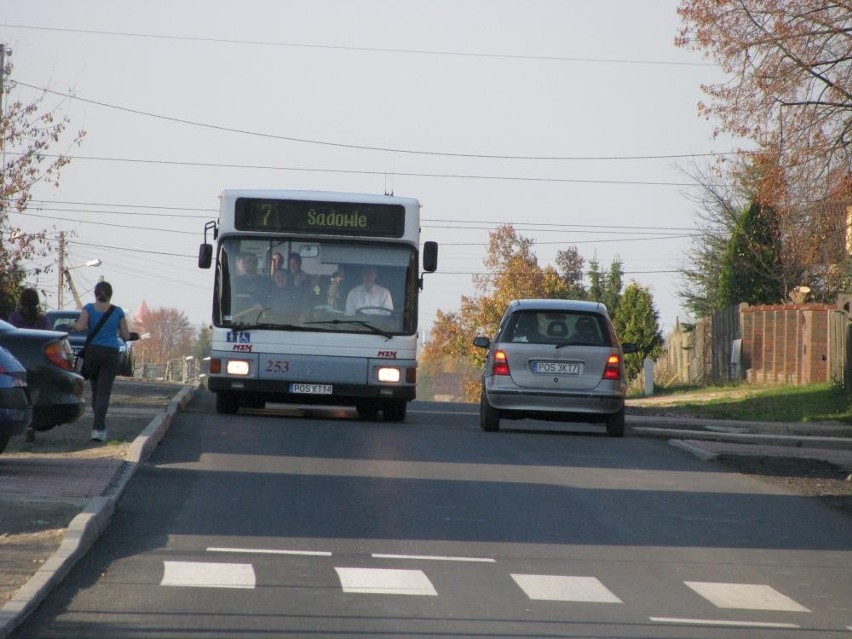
[198,243,213,269]
[422,241,438,273]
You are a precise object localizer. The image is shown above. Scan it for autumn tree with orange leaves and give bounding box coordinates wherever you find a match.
[132,307,196,368]
[419,225,606,402]
[676,0,850,203]
[676,1,852,307]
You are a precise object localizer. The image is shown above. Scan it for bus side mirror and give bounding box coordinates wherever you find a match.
[198,243,213,269]
[422,241,438,273]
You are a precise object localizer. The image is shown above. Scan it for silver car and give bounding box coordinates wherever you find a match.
[473,299,638,437]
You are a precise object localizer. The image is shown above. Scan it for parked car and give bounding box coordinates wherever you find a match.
[0,320,85,432]
[0,345,33,453]
[473,299,638,437]
[46,310,136,377]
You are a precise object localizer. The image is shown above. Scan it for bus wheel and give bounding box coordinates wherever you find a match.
[383,400,407,422]
[215,392,240,415]
[356,402,379,421]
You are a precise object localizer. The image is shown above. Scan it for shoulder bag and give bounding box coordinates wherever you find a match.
[75,305,116,379]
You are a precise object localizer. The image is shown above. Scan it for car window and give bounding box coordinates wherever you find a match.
[504,311,611,346]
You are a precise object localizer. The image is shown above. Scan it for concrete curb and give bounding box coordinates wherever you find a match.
[669,438,720,461]
[631,426,852,451]
[0,384,197,639]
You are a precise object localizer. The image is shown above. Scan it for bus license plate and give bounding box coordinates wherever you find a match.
[290,383,333,395]
[532,361,580,375]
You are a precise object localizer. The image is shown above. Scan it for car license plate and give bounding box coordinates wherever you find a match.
[290,383,333,395]
[532,361,580,375]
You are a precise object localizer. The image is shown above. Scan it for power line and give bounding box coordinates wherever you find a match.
[14,202,699,238]
[12,82,729,164]
[0,23,716,67]
[10,151,705,187]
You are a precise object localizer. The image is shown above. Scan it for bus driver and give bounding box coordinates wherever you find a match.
[345,265,393,315]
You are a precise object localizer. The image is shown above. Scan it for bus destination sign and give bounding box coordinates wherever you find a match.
[235,198,405,238]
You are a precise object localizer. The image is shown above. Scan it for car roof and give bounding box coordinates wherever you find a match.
[506,299,610,316]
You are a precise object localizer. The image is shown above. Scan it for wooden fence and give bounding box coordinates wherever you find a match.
[661,303,852,389]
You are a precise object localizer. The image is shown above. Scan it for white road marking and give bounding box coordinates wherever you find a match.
[335,567,437,596]
[161,561,256,589]
[685,582,810,612]
[372,553,495,563]
[207,547,332,557]
[511,574,622,603]
[650,617,800,629]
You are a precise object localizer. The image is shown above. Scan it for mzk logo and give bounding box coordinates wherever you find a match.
[226,331,251,343]
[377,350,397,359]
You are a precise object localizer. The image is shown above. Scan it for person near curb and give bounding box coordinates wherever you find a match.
[69,281,134,442]
[7,288,51,442]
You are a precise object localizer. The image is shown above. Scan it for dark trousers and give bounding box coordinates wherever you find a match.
[85,345,120,431]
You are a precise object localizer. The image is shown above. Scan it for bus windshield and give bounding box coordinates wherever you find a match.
[214,237,418,336]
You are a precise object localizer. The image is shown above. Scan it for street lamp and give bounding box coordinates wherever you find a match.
[59,258,102,309]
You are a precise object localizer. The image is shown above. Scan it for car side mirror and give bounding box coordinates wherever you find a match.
[473,336,490,349]
[128,332,141,342]
[622,342,639,354]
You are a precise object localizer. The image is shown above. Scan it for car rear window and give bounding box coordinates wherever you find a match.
[502,311,612,346]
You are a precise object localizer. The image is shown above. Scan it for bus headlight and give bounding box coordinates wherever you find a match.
[226,360,251,376]
[377,367,401,383]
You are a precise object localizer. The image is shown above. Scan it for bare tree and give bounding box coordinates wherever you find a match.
[676,0,851,206]
[0,60,85,315]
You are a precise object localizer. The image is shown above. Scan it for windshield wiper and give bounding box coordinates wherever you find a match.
[230,322,301,331]
[306,319,393,340]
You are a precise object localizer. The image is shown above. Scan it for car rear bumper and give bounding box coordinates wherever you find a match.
[31,399,85,430]
[486,387,624,417]
[0,387,33,436]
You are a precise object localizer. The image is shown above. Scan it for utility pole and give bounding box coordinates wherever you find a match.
[58,232,66,308]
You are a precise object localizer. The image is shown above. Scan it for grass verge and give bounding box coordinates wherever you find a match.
[629,382,852,423]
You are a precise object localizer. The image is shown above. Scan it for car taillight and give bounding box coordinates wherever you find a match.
[492,350,510,376]
[602,354,621,381]
[45,342,73,371]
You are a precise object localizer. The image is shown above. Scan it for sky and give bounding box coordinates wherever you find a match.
[0,1,736,336]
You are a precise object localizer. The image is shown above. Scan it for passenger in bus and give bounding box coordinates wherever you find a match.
[265,268,307,318]
[345,265,393,315]
[234,252,267,297]
[288,252,311,289]
[269,251,285,275]
[325,266,347,310]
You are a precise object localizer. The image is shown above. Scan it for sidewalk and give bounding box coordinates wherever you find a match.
[0,378,196,638]
[0,389,850,637]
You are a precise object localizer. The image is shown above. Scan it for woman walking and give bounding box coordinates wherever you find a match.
[7,288,50,441]
[69,281,134,442]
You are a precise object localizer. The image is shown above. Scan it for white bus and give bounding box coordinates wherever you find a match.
[198,189,438,420]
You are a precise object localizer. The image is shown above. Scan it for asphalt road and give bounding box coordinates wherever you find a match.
[10,394,852,638]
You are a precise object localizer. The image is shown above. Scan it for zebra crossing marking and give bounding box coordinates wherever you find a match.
[511,574,622,603]
[335,567,437,596]
[160,561,256,589]
[650,617,800,629]
[685,582,810,612]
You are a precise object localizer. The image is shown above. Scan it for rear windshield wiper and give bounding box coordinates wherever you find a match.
[306,319,393,340]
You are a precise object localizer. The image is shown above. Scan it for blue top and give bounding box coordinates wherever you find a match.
[84,303,125,349]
